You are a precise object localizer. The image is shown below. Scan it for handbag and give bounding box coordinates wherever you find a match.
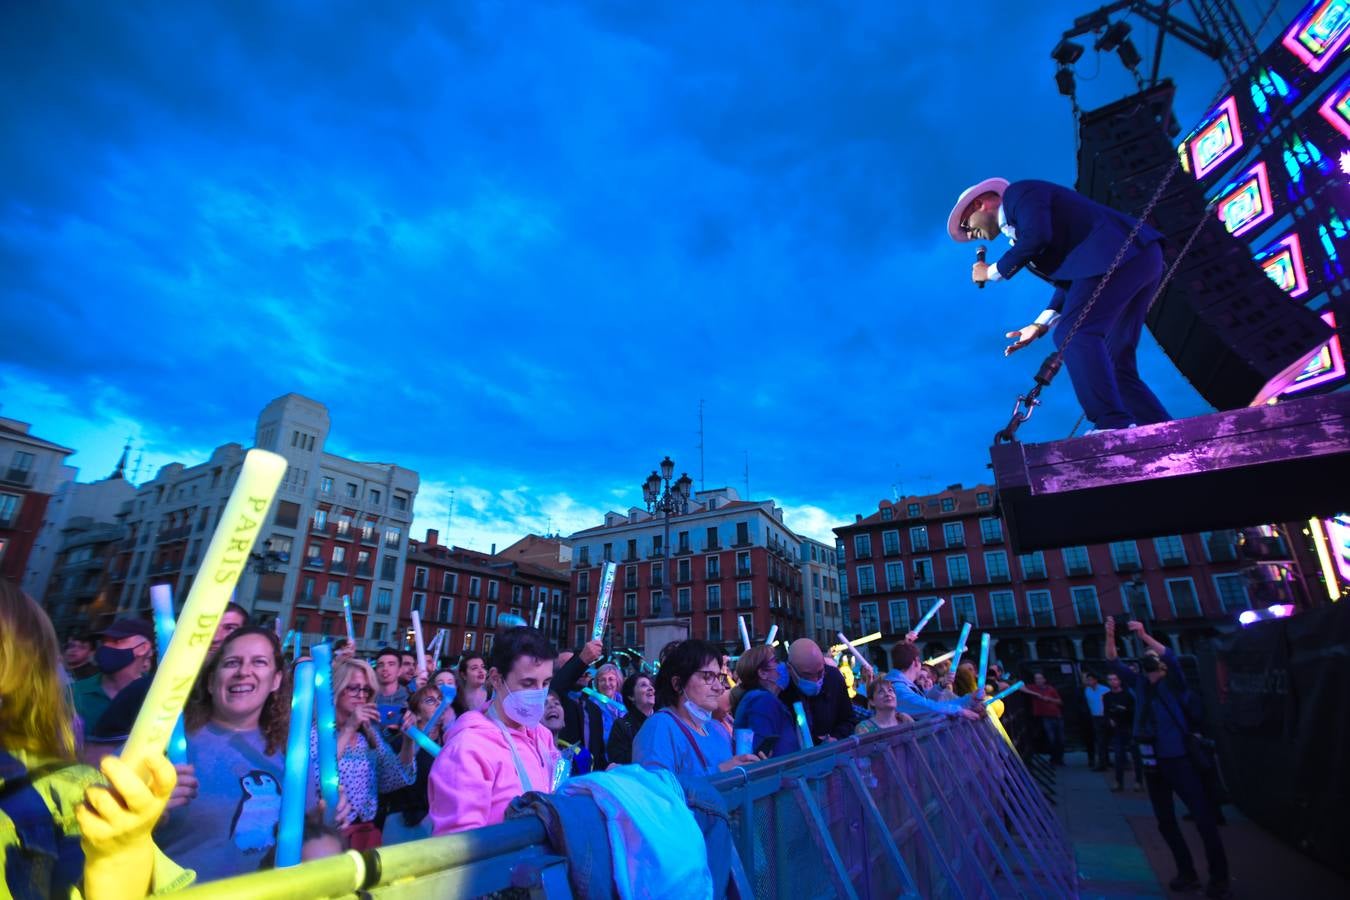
[1155,686,1215,772]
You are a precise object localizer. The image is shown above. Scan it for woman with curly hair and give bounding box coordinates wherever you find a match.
[157,626,291,882]
[329,656,416,849]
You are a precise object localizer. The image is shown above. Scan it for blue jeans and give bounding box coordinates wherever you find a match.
[1053,241,1171,429]
[1039,717,1064,763]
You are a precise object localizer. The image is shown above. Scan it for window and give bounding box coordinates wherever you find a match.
[882,530,901,556]
[677,531,691,552]
[313,508,328,530]
[705,528,720,550]
[301,576,316,601]
[677,587,691,613]
[979,517,1003,543]
[885,562,905,591]
[722,579,746,608]
[1154,535,1188,566]
[1061,546,1092,576]
[706,584,722,610]
[946,555,970,585]
[626,539,638,561]
[274,501,300,528]
[512,585,523,604]
[909,526,929,551]
[371,622,386,642]
[976,491,992,507]
[576,596,589,620]
[443,571,457,592]
[381,555,396,581]
[345,482,357,498]
[466,601,480,626]
[1110,541,1141,572]
[651,534,664,556]
[624,622,637,647]
[351,585,366,609]
[1019,551,1047,580]
[320,477,333,493]
[376,588,392,614]
[413,567,428,589]
[411,592,425,614]
[462,632,476,651]
[943,522,965,547]
[0,493,20,527]
[469,577,481,598]
[907,503,921,517]
[1203,530,1239,562]
[603,543,613,562]
[991,590,1017,626]
[856,564,876,594]
[1166,578,1201,616]
[438,595,453,621]
[736,551,751,577]
[482,633,495,656]
[576,571,590,595]
[1027,590,1055,626]
[485,604,497,628]
[355,550,371,575]
[324,581,339,600]
[736,521,750,545]
[888,599,910,632]
[707,615,723,642]
[854,534,872,559]
[393,494,408,512]
[1214,574,1249,611]
[624,592,637,617]
[941,497,956,512]
[384,527,401,548]
[370,489,381,505]
[952,593,977,627]
[649,590,663,615]
[578,546,590,565]
[912,558,933,587]
[706,556,720,579]
[1071,586,1102,624]
[9,451,34,475]
[984,551,1010,582]
[488,581,500,601]
[859,602,881,634]
[677,558,691,582]
[880,506,894,521]
[1122,581,1152,622]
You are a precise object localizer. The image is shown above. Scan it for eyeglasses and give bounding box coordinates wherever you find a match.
[692,669,730,688]
[342,685,374,697]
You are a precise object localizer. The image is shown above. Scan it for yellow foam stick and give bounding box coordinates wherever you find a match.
[121,449,287,767]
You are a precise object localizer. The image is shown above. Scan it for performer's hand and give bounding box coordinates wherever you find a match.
[971,261,990,284]
[1004,324,1042,357]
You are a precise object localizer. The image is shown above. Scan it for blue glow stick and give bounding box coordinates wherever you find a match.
[310,644,339,825]
[954,622,972,663]
[985,680,1025,706]
[276,660,315,868]
[282,630,295,654]
[534,600,544,628]
[148,585,188,766]
[592,562,617,642]
[793,701,814,749]
[342,594,356,650]
[404,724,442,756]
[975,633,990,696]
[426,685,456,733]
[582,687,627,717]
[913,597,945,635]
[293,632,301,659]
[498,612,529,629]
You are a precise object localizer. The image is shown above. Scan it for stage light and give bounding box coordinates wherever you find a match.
[1282,0,1350,73]
[1318,75,1350,139]
[1238,610,1259,625]
[1118,38,1143,71]
[1268,604,1295,618]
[1216,161,1275,237]
[1056,66,1077,97]
[1282,312,1345,395]
[1255,232,1309,298]
[1179,96,1244,180]
[1341,150,1350,173]
[1096,20,1132,53]
[1051,39,1085,65]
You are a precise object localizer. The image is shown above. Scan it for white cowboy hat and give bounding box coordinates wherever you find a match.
[947,177,1010,242]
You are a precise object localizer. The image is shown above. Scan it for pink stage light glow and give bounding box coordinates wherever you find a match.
[1182,96,1245,179]
[1282,0,1350,73]
[1318,74,1350,138]
[1282,312,1346,394]
[1256,233,1311,297]
[1216,161,1275,237]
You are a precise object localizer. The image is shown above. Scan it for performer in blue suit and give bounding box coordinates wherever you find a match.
[948,177,1172,432]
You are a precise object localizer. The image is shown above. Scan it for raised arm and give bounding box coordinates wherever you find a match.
[1127,620,1168,656]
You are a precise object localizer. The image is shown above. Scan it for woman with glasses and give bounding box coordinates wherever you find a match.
[330,657,416,849]
[378,683,448,845]
[731,645,800,758]
[633,639,761,779]
[160,626,291,881]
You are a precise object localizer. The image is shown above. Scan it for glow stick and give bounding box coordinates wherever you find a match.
[925,650,955,666]
[411,609,427,678]
[293,632,301,659]
[428,628,445,661]
[591,562,617,642]
[582,687,627,717]
[342,594,356,650]
[985,680,1025,706]
[426,685,455,732]
[121,449,286,766]
[310,644,339,825]
[836,631,874,675]
[276,659,315,868]
[534,600,544,628]
[913,598,945,635]
[282,629,295,654]
[847,631,882,646]
[498,612,529,629]
[148,585,188,766]
[954,622,972,662]
[765,624,778,646]
[975,633,990,696]
[404,724,441,756]
[792,701,814,749]
[738,615,751,651]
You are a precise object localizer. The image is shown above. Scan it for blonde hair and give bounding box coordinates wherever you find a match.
[333,656,378,700]
[0,579,76,760]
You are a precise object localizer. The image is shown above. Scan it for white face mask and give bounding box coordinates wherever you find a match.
[501,684,548,727]
[683,696,713,725]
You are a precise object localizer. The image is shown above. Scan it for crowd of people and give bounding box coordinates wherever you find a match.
[1,572,1229,898]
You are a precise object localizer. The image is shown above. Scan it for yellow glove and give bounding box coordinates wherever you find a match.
[76,753,177,900]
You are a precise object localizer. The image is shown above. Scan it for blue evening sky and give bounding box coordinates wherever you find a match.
[0,1,1308,549]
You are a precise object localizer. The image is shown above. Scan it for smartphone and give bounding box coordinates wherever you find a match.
[378,704,403,728]
[754,734,779,756]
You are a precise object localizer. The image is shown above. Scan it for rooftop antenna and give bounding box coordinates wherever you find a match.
[698,399,706,492]
[132,448,145,483]
[446,489,456,542]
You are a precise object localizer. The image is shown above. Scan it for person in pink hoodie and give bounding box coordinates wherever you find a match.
[427,627,560,834]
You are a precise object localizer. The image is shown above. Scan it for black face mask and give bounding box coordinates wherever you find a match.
[95,645,138,674]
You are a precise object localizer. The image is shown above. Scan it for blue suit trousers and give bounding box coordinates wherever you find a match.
[1052,242,1172,429]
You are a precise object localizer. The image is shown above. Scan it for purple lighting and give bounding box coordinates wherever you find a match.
[1282,0,1350,73]
[1238,610,1260,626]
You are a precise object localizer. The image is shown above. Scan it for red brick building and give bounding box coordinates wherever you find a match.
[397,530,571,661]
[0,418,74,583]
[833,483,1321,670]
[567,487,805,656]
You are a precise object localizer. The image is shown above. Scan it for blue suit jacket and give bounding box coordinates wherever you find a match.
[996,180,1163,312]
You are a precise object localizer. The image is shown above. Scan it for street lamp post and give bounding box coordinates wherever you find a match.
[642,456,693,619]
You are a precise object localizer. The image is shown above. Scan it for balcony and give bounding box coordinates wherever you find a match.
[329,560,348,574]
[737,596,754,609]
[333,524,354,542]
[854,549,872,560]
[360,530,378,546]
[1113,560,1141,573]
[982,533,1004,545]
[156,525,193,543]
[988,572,1011,584]
[736,566,752,578]
[949,576,970,587]
[1160,556,1187,568]
[703,542,721,553]
[882,545,901,557]
[913,578,935,589]
[305,556,324,570]
[0,467,35,487]
[1066,564,1092,577]
[945,537,965,549]
[355,564,373,578]
[675,544,692,556]
[912,542,929,553]
[1022,567,1048,581]
[310,518,331,534]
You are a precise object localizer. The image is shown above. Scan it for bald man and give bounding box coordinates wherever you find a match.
[778,639,857,742]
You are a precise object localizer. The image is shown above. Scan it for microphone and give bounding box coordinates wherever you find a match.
[976,245,987,290]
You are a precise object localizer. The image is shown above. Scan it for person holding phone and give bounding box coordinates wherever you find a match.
[329,657,416,849]
[731,646,799,758]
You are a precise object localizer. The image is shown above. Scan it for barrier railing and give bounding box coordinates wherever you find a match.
[176,717,1074,899]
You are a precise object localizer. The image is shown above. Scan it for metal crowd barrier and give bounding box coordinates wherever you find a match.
[176,718,1075,899]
